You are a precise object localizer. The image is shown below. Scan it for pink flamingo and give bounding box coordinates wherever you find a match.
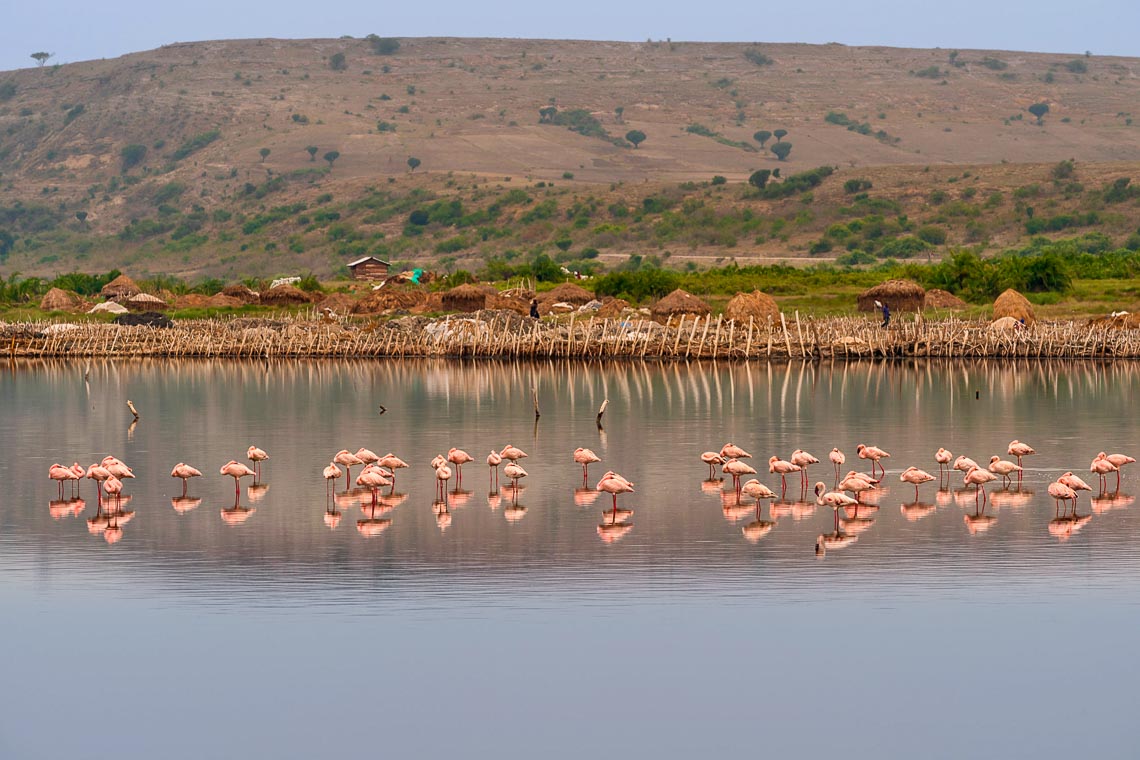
[499,444,528,463]
[435,464,453,500]
[790,449,819,490]
[935,448,953,477]
[487,450,502,488]
[953,455,980,474]
[856,444,891,478]
[701,452,725,480]
[103,475,124,503]
[723,458,757,495]
[1059,471,1093,497]
[247,446,269,481]
[333,450,364,485]
[69,463,86,497]
[220,460,256,497]
[1100,452,1136,490]
[720,443,752,460]
[322,462,342,496]
[1090,454,1118,492]
[1007,440,1035,469]
[768,455,801,497]
[170,463,202,497]
[355,448,380,466]
[1048,480,1077,510]
[829,448,845,483]
[86,463,112,502]
[102,457,134,481]
[377,453,408,484]
[742,478,777,507]
[987,456,1022,487]
[596,471,635,515]
[356,467,391,507]
[503,462,528,503]
[573,448,602,483]
[838,470,878,499]
[899,467,936,499]
[963,466,997,505]
[49,463,74,499]
[447,448,475,485]
[814,482,859,533]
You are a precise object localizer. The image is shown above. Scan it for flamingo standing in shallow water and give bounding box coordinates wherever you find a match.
[447,448,475,485]
[963,466,997,505]
[356,467,391,507]
[322,462,342,496]
[790,449,819,491]
[723,458,757,495]
[377,453,408,484]
[701,452,725,480]
[814,482,859,533]
[899,467,936,500]
[838,471,878,500]
[503,463,527,503]
[170,463,202,497]
[953,455,980,474]
[1048,480,1077,510]
[49,464,74,499]
[486,450,502,488]
[1090,454,1119,492]
[86,463,112,502]
[742,478,777,508]
[1100,452,1135,490]
[573,448,602,483]
[435,464,452,500]
[935,448,953,477]
[1007,440,1035,470]
[856,444,891,478]
[333,450,364,485]
[829,448,845,484]
[220,460,256,497]
[247,446,269,481]
[596,471,634,515]
[1059,471,1093,500]
[987,456,1023,487]
[720,443,751,461]
[768,456,801,497]
[499,444,528,463]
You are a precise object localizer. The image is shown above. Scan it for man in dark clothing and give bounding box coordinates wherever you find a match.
[529,299,539,319]
[876,300,890,328]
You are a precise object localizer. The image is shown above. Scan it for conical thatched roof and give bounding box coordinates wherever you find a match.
[100,274,141,301]
[924,289,968,311]
[542,282,594,305]
[725,290,780,324]
[441,284,487,313]
[259,284,314,306]
[857,279,926,312]
[352,287,427,314]
[651,289,711,318]
[39,288,82,312]
[128,293,167,311]
[993,288,1035,325]
[221,284,260,304]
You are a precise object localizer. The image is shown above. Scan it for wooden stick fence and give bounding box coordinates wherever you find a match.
[6,314,1140,360]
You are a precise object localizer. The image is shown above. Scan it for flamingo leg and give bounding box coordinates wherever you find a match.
[914,484,920,500]
[833,508,839,532]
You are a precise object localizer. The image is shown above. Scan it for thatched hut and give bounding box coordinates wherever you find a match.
[259,284,313,306]
[100,274,141,302]
[992,288,1036,326]
[39,288,82,312]
[221,284,260,304]
[352,287,427,315]
[486,293,530,315]
[441,284,487,313]
[724,290,780,324]
[857,279,926,312]
[596,297,631,318]
[542,282,594,305]
[924,289,968,311]
[651,289,711,320]
[127,293,168,311]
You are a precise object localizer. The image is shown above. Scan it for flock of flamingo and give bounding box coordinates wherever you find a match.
[46,438,1136,549]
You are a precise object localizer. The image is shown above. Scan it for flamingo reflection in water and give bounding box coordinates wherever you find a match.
[171,496,202,514]
[597,503,633,544]
[357,503,393,537]
[900,500,937,522]
[988,486,1034,510]
[433,500,452,532]
[220,483,256,526]
[1091,490,1134,514]
[87,500,134,545]
[247,481,271,503]
[963,502,996,535]
[49,496,86,520]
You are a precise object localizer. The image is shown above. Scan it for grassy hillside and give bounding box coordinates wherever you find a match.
[1,37,1140,279]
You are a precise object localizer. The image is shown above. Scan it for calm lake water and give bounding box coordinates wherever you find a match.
[2,358,1139,759]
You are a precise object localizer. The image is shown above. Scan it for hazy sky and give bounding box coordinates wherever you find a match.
[3,0,1136,72]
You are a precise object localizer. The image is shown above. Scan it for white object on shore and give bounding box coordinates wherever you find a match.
[271,276,302,289]
[89,302,129,315]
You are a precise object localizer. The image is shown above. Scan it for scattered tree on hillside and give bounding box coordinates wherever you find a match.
[753,130,772,148]
[30,52,53,67]
[367,36,401,55]
[774,128,788,142]
[306,145,318,162]
[1066,59,1087,74]
[743,48,773,67]
[323,150,340,168]
[75,211,87,224]
[614,106,624,123]
[538,106,558,123]
[120,144,147,173]
[407,156,421,172]
[329,52,347,71]
[259,148,271,163]
[771,141,793,161]
[749,169,771,190]
[626,130,646,148]
[1028,102,1050,125]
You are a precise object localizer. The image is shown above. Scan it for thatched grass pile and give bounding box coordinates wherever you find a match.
[221,284,260,304]
[315,293,358,315]
[39,288,83,312]
[352,287,426,314]
[992,288,1035,326]
[857,279,926,312]
[596,297,631,318]
[100,274,141,302]
[924,289,968,310]
[651,289,711,319]
[259,284,314,306]
[441,284,487,313]
[724,290,780,323]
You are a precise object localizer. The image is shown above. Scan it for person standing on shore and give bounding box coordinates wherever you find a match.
[875,300,890,328]
[529,299,539,319]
